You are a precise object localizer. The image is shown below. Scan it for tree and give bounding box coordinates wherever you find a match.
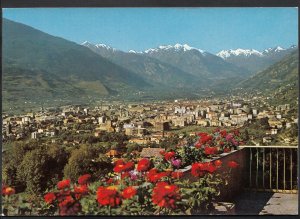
[259,118,270,129]
[2,141,38,188]
[63,144,112,181]
[45,144,69,187]
[16,147,50,194]
[126,143,139,153]
[4,140,69,194]
[87,136,98,145]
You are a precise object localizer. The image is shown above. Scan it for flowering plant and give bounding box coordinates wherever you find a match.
[195,129,243,154]
[38,155,239,215]
[2,130,242,216]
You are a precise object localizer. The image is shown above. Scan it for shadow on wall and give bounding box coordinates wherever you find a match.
[233,191,275,215]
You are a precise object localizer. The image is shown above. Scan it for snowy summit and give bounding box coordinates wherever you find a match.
[144,43,206,54]
[217,46,289,59]
[216,49,263,59]
[81,41,117,51]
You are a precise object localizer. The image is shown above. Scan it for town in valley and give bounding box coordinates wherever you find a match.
[3,94,298,156]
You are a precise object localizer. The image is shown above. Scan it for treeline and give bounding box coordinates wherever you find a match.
[1,133,129,195]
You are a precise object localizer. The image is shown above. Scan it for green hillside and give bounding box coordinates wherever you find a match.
[2,19,150,112]
[237,50,299,107]
[238,50,298,91]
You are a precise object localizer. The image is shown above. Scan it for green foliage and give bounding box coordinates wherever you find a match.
[3,141,69,194]
[279,123,298,139]
[45,145,69,186]
[238,50,299,106]
[178,174,222,214]
[63,144,113,181]
[241,119,270,144]
[2,141,39,187]
[16,147,50,194]
[158,136,180,150]
[177,146,203,166]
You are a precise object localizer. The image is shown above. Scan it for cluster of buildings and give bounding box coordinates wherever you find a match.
[2,98,298,148]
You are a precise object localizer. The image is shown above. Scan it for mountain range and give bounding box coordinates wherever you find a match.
[216,46,297,74]
[2,18,298,112]
[82,41,250,92]
[83,42,297,76]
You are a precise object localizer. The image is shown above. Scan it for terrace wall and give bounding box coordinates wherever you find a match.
[180,148,247,201]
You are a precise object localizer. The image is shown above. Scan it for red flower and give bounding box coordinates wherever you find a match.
[199,134,212,144]
[2,186,15,196]
[159,150,166,155]
[191,162,217,177]
[195,142,202,148]
[137,158,151,172]
[214,160,222,167]
[122,186,137,199]
[57,179,71,190]
[113,163,125,173]
[204,146,218,155]
[114,159,125,166]
[148,168,158,175]
[58,195,82,216]
[44,192,56,204]
[191,163,205,177]
[198,132,208,137]
[121,172,130,179]
[164,151,175,161]
[78,174,91,185]
[56,190,71,203]
[123,161,135,172]
[75,184,88,193]
[106,178,115,184]
[171,171,184,179]
[223,148,231,153]
[228,161,239,168]
[147,169,159,182]
[233,129,240,136]
[114,160,134,173]
[59,195,75,208]
[206,162,217,173]
[74,184,89,199]
[152,182,181,209]
[214,128,220,133]
[220,130,227,137]
[97,186,122,207]
[147,169,169,183]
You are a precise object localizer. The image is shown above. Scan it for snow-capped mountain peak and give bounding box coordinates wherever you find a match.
[216,49,263,59]
[81,41,117,51]
[95,43,117,51]
[81,41,93,46]
[144,43,205,54]
[128,50,143,54]
[263,46,286,54]
[217,45,295,60]
[274,46,285,52]
[128,50,137,53]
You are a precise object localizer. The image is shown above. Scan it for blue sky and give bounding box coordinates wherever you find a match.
[3,8,298,53]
